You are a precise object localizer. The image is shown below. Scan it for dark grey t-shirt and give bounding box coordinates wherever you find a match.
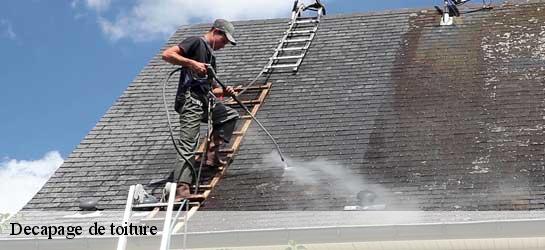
[175,36,216,111]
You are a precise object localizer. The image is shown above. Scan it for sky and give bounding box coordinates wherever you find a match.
[0,0,448,213]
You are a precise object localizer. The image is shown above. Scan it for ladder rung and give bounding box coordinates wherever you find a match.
[285,38,312,43]
[188,194,206,202]
[234,85,270,91]
[278,47,306,51]
[233,131,243,135]
[293,19,320,24]
[287,29,315,35]
[225,99,261,105]
[133,201,187,209]
[297,16,318,20]
[305,7,324,13]
[195,148,234,154]
[222,148,235,153]
[194,184,212,189]
[272,55,304,60]
[134,199,202,209]
[268,63,299,69]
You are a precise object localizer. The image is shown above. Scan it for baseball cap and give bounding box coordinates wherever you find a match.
[212,19,237,46]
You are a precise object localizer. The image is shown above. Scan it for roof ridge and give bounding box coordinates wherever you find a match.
[173,0,545,31]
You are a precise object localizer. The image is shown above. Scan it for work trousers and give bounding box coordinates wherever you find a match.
[173,89,239,185]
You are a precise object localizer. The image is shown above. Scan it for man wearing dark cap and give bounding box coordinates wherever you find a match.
[162,19,239,199]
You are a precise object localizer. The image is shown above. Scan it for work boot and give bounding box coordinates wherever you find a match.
[205,135,227,167]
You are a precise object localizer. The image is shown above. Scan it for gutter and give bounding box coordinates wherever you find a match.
[2,218,545,249]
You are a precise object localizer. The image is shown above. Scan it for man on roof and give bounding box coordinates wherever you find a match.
[162,19,239,200]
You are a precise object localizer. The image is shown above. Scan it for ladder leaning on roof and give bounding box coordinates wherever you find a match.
[263,0,326,73]
[115,83,274,250]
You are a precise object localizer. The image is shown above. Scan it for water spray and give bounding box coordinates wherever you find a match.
[205,65,289,169]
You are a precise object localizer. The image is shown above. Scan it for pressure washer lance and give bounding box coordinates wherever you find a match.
[205,64,290,169]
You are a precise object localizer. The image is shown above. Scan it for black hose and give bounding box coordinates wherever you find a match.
[162,68,197,185]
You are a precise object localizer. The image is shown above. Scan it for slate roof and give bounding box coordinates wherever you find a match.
[25,1,545,211]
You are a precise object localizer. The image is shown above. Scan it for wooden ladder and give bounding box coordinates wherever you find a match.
[140,82,273,236]
[193,82,272,195]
